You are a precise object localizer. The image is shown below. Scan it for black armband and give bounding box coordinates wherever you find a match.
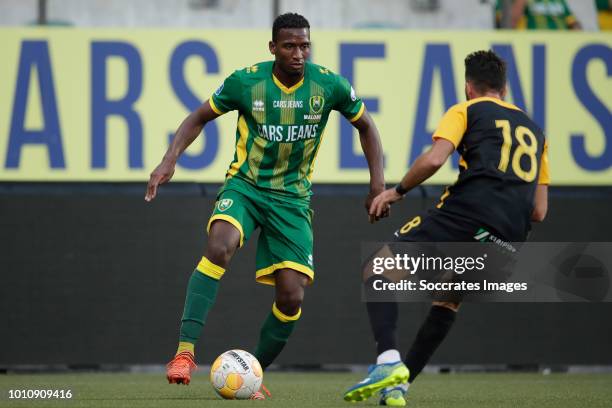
[395,183,409,196]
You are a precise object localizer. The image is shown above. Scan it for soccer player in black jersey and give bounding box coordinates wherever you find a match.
[344,50,549,406]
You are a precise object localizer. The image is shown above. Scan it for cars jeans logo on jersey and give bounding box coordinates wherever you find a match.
[252,100,264,112]
[217,198,233,212]
[273,100,303,109]
[309,95,324,114]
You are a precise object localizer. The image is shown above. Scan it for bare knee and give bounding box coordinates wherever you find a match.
[275,269,307,316]
[275,295,302,320]
[275,288,304,316]
[205,222,240,267]
[205,241,236,267]
[432,301,461,312]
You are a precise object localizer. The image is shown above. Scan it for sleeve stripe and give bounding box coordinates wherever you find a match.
[349,102,365,123]
[538,141,550,185]
[209,96,225,115]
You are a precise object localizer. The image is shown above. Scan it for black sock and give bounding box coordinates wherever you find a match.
[365,274,399,356]
[367,301,399,355]
[404,305,456,382]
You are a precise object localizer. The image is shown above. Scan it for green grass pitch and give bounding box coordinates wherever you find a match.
[1,372,611,407]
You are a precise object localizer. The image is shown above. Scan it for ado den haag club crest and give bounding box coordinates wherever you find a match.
[217,198,233,212]
[309,95,324,114]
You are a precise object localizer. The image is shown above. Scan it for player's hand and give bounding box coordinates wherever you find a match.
[145,159,176,202]
[366,187,390,223]
[369,188,402,222]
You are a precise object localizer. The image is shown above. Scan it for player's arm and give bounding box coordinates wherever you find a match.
[532,141,550,222]
[352,111,386,222]
[510,0,528,28]
[145,100,220,202]
[334,75,386,221]
[146,70,241,201]
[369,139,455,219]
[532,185,548,222]
[370,103,465,219]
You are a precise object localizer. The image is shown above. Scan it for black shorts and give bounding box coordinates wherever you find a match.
[393,211,487,242]
[390,211,517,303]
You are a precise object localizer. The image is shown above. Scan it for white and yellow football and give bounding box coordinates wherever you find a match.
[210,349,263,399]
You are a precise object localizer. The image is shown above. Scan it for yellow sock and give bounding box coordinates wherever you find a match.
[176,341,195,356]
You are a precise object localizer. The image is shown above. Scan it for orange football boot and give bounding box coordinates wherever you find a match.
[250,384,272,400]
[166,351,197,385]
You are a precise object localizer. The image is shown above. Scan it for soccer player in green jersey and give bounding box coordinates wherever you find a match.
[496,0,581,30]
[145,13,386,397]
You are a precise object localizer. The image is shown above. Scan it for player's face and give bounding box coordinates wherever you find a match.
[269,28,311,77]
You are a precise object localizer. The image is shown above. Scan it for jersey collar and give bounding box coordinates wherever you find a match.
[272,70,305,94]
[468,96,522,112]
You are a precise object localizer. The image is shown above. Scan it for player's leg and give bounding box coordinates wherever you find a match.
[254,268,308,370]
[362,301,407,406]
[365,215,427,367]
[402,301,459,386]
[375,306,459,405]
[176,221,241,352]
[365,245,401,359]
[251,195,313,375]
[344,216,428,404]
[390,214,471,398]
[344,282,409,405]
[347,214,453,403]
[167,221,241,385]
[372,302,458,402]
[167,189,257,385]
[402,214,486,386]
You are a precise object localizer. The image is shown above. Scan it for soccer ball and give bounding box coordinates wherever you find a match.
[210,349,263,399]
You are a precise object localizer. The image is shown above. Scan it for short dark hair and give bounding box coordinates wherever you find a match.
[272,13,310,41]
[464,50,506,93]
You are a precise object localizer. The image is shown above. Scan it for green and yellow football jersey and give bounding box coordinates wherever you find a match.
[495,0,577,29]
[210,61,364,197]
